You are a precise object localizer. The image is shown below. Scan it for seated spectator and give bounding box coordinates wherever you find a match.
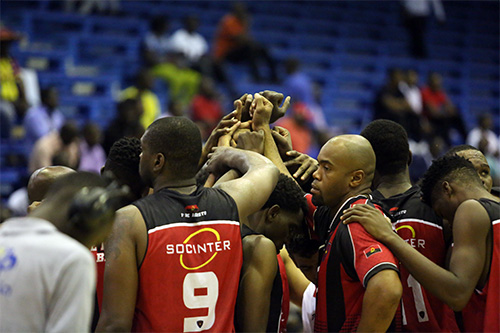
[0,26,28,139]
[191,77,224,141]
[142,16,172,67]
[213,2,278,83]
[23,86,65,146]
[374,68,423,142]
[29,122,80,172]
[276,102,314,154]
[283,58,314,106]
[121,70,161,130]
[103,98,144,154]
[170,15,236,96]
[421,72,467,146]
[79,122,106,174]
[467,113,499,158]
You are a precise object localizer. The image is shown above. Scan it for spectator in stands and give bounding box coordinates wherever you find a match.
[213,2,278,83]
[283,58,314,106]
[23,86,65,146]
[0,26,27,139]
[467,113,499,158]
[374,68,423,142]
[121,69,161,130]
[29,122,80,172]
[65,0,121,15]
[103,98,144,154]
[401,0,446,58]
[143,16,172,67]
[191,77,224,141]
[421,71,467,146]
[170,15,236,97]
[276,103,314,154]
[79,122,106,174]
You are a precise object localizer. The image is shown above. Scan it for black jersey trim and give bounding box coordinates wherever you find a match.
[362,262,399,288]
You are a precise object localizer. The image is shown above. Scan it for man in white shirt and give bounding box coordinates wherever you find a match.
[0,172,127,332]
[169,16,209,64]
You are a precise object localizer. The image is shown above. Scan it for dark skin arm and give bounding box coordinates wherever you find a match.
[341,201,491,311]
[237,235,278,332]
[96,205,147,332]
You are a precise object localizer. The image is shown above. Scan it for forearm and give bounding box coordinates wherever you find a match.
[261,127,293,177]
[381,232,471,310]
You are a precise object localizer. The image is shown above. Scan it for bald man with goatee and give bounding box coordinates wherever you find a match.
[305,135,402,332]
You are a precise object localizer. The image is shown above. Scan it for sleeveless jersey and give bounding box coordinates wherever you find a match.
[90,243,106,331]
[461,198,499,332]
[238,225,289,333]
[372,187,459,332]
[132,186,242,332]
[307,194,400,332]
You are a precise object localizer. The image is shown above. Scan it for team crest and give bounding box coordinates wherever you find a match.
[363,244,382,258]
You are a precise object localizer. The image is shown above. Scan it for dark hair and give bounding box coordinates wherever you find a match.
[104,137,145,201]
[150,16,168,32]
[445,144,480,156]
[361,119,410,176]
[59,122,79,145]
[421,155,482,205]
[287,235,321,259]
[143,117,202,179]
[262,174,308,223]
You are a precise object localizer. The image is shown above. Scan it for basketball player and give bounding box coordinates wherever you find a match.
[27,165,75,212]
[446,144,493,193]
[342,155,499,332]
[308,135,402,332]
[361,119,458,331]
[96,117,279,331]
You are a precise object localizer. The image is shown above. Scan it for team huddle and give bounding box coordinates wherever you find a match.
[1,91,498,332]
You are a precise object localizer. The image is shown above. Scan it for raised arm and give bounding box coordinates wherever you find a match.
[206,146,279,218]
[96,205,147,332]
[341,201,490,310]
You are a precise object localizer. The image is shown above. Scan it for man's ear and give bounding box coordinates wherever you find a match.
[408,150,413,166]
[441,181,453,197]
[153,153,165,172]
[349,170,365,187]
[265,204,281,223]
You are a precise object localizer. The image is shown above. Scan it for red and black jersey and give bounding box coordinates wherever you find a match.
[461,198,499,333]
[132,186,242,332]
[372,186,459,332]
[238,225,289,333]
[90,243,105,331]
[307,194,400,332]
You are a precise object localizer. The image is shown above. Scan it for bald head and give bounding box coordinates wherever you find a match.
[27,166,76,203]
[325,135,376,183]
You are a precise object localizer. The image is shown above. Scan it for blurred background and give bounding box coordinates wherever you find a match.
[0,0,499,218]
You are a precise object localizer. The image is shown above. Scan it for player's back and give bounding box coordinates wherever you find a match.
[132,186,242,332]
[372,186,459,332]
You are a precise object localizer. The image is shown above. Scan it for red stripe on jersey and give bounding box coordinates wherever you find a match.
[277,254,289,333]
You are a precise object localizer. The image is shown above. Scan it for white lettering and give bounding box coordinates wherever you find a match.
[405,239,426,249]
[165,240,233,255]
[96,253,105,262]
[418,239,425,249]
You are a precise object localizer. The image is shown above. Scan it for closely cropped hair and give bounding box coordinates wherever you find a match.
[445,144,480,156]
[421,155,482,205]
[144,117,202,178]
[287,235,321,259]
[104,137,144,200]
[361,120,410,176]
[262,173,308,219]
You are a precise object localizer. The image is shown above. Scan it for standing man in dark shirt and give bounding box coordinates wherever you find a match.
[96,117,279,332]
[360,119,458,332]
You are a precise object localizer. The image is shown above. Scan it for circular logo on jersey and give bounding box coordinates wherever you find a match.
[395,225,416,238]
[180,228,220,270]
